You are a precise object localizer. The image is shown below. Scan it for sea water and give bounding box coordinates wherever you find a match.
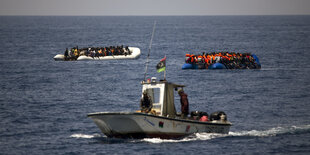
[0,16,310,154]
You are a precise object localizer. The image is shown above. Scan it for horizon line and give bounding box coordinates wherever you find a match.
[1,14,310,17]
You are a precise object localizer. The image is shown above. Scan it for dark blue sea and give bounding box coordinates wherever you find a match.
[0,16,310,154]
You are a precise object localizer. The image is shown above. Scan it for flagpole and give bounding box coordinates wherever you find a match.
[144,21,157,82]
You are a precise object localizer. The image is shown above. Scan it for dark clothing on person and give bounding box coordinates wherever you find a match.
[179,92,189,117]
[64,48,69,60]
[64,48,68,57]
[140,94,152,113]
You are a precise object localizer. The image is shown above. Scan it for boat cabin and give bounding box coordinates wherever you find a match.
[141,77,184,117]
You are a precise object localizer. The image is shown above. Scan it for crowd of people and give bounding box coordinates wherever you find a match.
[185,52,261,69]
[64,45,131,60]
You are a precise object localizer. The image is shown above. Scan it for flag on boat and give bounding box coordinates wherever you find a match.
[156,56,166,73]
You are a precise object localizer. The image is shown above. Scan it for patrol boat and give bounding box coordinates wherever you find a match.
[87,77,232,139]
[53,47,140,61]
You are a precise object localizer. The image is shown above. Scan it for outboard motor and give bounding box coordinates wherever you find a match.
[210,111,227,121]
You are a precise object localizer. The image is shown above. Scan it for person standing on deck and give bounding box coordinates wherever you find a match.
[178,89,189,118]
[140,90,153,113]
[64,48,69,60]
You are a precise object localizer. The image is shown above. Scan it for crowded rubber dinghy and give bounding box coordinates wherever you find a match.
[182,51,261,69]
[54,45,141,61]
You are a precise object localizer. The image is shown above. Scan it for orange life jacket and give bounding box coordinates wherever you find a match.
[185,54,191,62]
[197,55,203,63]
[190,55,195,63]
[222,56,229,60]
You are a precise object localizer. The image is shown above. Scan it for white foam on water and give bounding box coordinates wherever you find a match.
[229,124,310,137]
[70,133,102,139]
[142,124,310,143]
[142,138,182,143]
[69,125,310,143]
[142,133,226,143]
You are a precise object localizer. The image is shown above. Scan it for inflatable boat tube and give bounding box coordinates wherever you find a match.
[54,54,65,61]
[54,47,140,61]
[251,54,261,68]
[182,63,198,69]
[77,47,140,61]
[208,63,227,69]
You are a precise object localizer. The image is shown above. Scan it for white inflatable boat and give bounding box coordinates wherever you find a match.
[54,47,141,61]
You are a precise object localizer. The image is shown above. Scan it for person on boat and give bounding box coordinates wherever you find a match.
[185,54,191,63]
[64,48,69,60]
[178,89,189,118]
[199,115,208,122]
[67,48,74,60]
[90,49,96,58]
[94,50,98,58]
[197,55,204,63]
[124,49,128,56]
[125,46,131,55]
[74,48,79,58]
[140,90,153,113]
[119,45,125,55]
[98,49,103,56]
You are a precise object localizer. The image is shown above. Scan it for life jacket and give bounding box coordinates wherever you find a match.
[197,55,203,63]
[74,49,78,56]
[203,55,208,64]
[222,56,229,60]
[209,55,213,63]
[190,54,196,63]
[206,55,211,64]
[185,54,191,63]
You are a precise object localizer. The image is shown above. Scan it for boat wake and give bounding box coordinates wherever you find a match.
[142,124,310,143]
[70,125,310,143]
[141,133,225,143]
[229,125,310,137]
[70,133,102,139]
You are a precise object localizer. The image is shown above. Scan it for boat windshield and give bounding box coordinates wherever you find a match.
[145,88,160,110]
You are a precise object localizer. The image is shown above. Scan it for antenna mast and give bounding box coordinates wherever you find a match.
[143,21,157,81]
